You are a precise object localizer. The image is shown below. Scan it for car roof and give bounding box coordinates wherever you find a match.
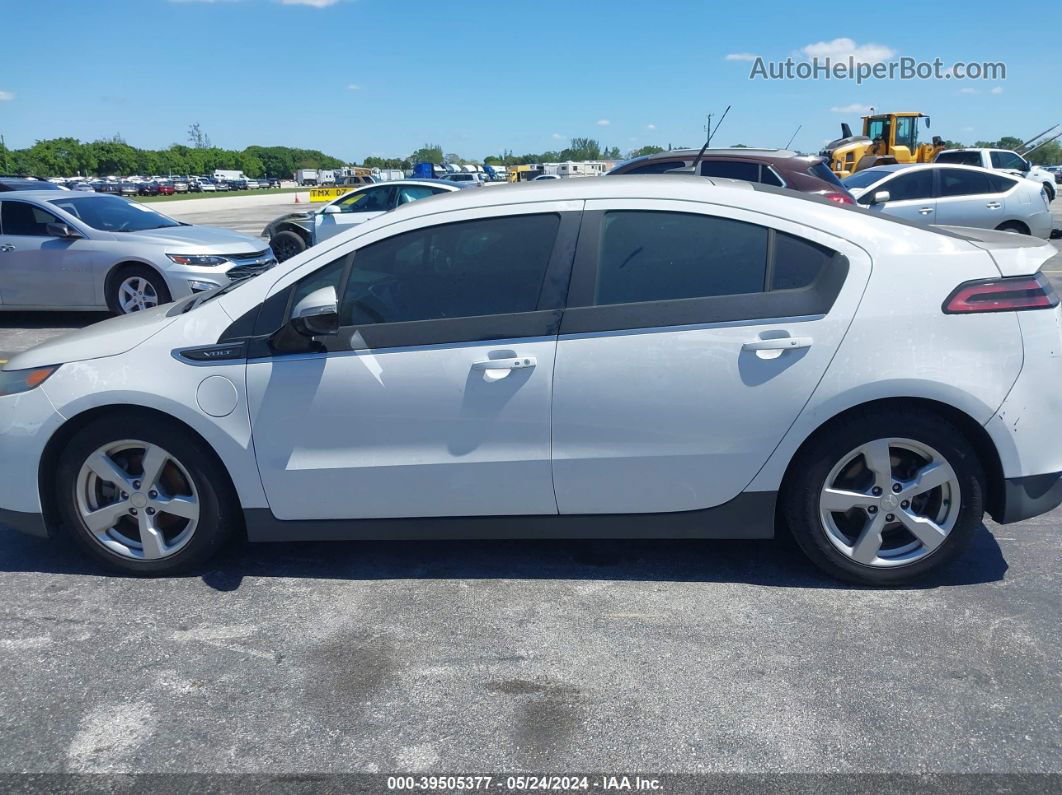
[0,189,85,200]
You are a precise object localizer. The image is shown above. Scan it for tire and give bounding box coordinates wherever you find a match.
[781,407,985,586]
[995,221,1030,235]
[54,413,239,575]
[1044,183,1056,203]
[107,265,172,315]
[271,229,308,262]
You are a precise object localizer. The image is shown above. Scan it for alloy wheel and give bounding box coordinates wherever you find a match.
[818,438,960,568]
[117,276,159,313]
[74,440,200,561]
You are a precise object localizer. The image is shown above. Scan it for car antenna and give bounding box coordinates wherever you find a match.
[691,105,731,174]
[784,124,802,151]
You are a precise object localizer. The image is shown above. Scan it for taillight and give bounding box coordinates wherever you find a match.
[822,191,855,205]
[943,272,1059,314]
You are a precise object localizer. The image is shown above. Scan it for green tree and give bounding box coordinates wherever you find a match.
[628,145,665,158]
[412,144,444,164]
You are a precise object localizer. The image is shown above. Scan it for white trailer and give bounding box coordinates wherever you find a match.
[294,168,319,186]
[213,169,245,182]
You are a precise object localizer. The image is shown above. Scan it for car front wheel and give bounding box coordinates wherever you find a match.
[782,408,984,585]
[108,266,172,314]
[270,230,307,262]
[55,414,238,575]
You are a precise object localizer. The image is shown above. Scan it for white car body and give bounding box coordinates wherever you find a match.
[843,163,1053,239]
[2,177,1061,582]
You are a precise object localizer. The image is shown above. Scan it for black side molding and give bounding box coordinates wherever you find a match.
[997,472,1062,524]
[243,491,777,543]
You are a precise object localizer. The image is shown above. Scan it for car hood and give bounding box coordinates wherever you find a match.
[2,304,180,371]
[122,224,267,252]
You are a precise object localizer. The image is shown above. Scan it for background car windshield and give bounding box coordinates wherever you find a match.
[842,168,896,189]
[48,195,180,231]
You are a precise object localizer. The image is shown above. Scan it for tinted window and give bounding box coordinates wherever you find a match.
[990,151,1027,171]
[620,160,687,175]
[939,168,994,197]
[879,169,934,202]
[699,160,761,182]
[594,211,767,305]
[987,173,1017,193]
[761,167,784,187]
[1,201,64,236]
[335,186,395,213]
[340,214,559,325]
[935,151,981,166]
[807,161,846,189]
[772,233,835,291]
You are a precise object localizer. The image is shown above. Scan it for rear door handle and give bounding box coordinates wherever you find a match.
[743,337,813,359]
[986,202,1001,209]
[472,356,537,381]
[0,244,14,252]
[918,207,933,215]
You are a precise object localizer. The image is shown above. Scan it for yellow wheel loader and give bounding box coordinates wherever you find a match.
[822,112,945,178]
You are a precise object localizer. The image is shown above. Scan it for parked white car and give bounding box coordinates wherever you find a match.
[934,148,1057,203]
[842,163,1053,238]
[0,191,274,313]
[2,176,1061,584]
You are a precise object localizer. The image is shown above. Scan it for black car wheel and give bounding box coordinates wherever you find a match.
[271,230,308,262]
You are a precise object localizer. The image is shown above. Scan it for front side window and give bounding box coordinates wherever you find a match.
[593,211,768,306]
[1,201,65,236]
[939,168,994,197]
[333,186,396,213]
[339,214,560,325]
[46,195,179,232]
[878,169,934,202]
[990,151,1028,171]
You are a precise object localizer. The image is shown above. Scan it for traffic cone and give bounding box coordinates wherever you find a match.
[294,194,300,203]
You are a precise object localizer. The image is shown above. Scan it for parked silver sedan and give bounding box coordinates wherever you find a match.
[842,164,1053,238]
[0,191,275,314]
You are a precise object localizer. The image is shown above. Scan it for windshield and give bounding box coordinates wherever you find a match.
[47,194,181,232]
[842,168,896,189]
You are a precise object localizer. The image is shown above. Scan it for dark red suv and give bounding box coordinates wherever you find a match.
[607,148,855,205]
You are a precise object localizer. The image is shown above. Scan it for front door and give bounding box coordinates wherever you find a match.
[247,204,581,520]
[314,185,397,244]
[865,168,936,224]
[550,201,870,514]
[0,199,95,307]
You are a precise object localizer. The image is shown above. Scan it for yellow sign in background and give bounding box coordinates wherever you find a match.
[308,186,355,203]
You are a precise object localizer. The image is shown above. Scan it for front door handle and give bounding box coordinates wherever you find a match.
[986,202,1001,209]
[0,244,14,252]
[918,207,933,215]
[742,337,813,359]
[472,356,537,381]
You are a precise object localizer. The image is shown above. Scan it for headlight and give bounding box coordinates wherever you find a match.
[166,254,228,266]
[0,365,60,398]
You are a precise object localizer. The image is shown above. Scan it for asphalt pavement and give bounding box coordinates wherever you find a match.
[0,196,1060,777]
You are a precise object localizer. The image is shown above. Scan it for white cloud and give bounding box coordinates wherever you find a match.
[596,119,610,127]
[802,38,895,65]
[281,0,340,5]
[0,90,14,101]
[347,83,361,91]
[724,52,759,62]
[551,133,565,140]
[990,86,1004,94]
[646,123,656,130]
[830,103,872,113]
[958,87,978,95]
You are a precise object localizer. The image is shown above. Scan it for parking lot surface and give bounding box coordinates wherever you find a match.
[0,197,1060,775]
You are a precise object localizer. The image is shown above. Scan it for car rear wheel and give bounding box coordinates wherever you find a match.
[55,414,238,575]
[995,221,1030,235]
[108,265,172,314]
[782,408,984,585]
[271,230,307,262]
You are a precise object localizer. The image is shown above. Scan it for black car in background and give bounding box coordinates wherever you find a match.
[138,181,160,196]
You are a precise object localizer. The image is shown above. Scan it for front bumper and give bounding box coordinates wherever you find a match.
[0,386,65,525]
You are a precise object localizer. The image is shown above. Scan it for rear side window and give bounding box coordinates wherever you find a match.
[620,160,688,175]
[699,160,760,182]
[0,201,63,236]
[939,168,994,197]
[340,214,559,325]
[807,161,846,189]
[772,233,836,291]
[935,151,982,166]
[987,174,1017,193]
[594,211,768,305]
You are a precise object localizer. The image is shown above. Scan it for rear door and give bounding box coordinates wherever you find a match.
[550,200,870,514]
[935,168,1007,228]
[0,199,96,307]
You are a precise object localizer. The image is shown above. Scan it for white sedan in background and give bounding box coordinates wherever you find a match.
[843,163,1053,238]
[2,176,1062,585]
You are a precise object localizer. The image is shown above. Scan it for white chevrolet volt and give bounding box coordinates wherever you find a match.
[2,176,1061,584]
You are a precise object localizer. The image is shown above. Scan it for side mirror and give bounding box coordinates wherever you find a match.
[870,190,891,205]
[290,285,339,337]
[45,222,80,239]
[321,204,342,215]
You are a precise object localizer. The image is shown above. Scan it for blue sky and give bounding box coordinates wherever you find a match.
[0,0,1056,161]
